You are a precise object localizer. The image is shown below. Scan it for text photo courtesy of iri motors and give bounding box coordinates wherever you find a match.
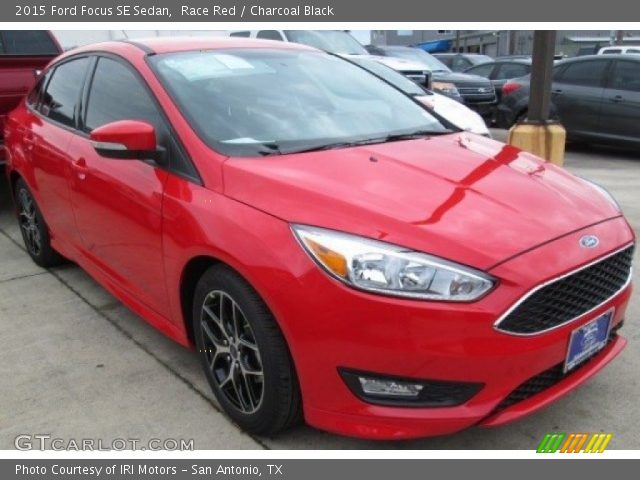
[0,25,638,452]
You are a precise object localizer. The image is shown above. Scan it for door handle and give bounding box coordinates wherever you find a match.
[24,134,35,151]
[609,95,624,103]
[552,89,563,95]
[73,157,88,180]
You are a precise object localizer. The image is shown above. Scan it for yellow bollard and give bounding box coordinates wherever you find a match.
[507,122,567,167]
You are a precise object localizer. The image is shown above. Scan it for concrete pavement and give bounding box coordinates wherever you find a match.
[1,132,639,449]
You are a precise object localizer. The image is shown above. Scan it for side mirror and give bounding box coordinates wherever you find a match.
[90,120,164,163]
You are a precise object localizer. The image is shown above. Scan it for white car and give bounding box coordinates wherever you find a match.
[228,30,430,85]
[598,46,640,55]
[349,57,490,137]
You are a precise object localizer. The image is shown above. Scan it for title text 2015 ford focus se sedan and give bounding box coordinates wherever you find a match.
[4,38,635,440]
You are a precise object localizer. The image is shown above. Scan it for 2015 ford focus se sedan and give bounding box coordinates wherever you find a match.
[4,38,635,440]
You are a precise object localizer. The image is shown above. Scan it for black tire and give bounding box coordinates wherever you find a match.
[14,178,65,268]
[192,264,302,435]
[515,109,528,125]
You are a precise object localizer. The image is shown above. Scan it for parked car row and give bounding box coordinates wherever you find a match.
[496,54,640,147]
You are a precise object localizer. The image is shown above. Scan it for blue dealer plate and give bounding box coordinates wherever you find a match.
[564,309,613,373]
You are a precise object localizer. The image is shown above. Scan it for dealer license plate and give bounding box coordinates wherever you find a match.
[564,309,613,373]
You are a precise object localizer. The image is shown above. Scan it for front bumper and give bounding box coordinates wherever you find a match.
[275,217,633,440]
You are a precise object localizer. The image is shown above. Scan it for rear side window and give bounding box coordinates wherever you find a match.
[41,57,90,127]
[437,56,453,68]
[556,60,609,87]
[601,49,621,54]
[466,63,494,78]
[26,71,51,108]
[495,63,530,80]
[229,31,250,38]
[0,31,59,55]
[609,61,640,92]
[256,31,283,41]
[452,57,471,71]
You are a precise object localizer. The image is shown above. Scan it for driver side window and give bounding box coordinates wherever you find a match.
[84,57,198,180]
[84,57,165,137]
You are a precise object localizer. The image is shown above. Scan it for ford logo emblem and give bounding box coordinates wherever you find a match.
[580,235,600,248]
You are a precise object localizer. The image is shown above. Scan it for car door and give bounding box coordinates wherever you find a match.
[551,59,610,136]
[597,59,640,142]
[66,55,173,314]
[23,57,91,246]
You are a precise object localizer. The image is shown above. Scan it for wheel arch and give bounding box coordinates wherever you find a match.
[179,255,221,345]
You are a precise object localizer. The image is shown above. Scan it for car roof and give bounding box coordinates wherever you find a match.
[490,58,532,64]
[66,37,315,57]
[557,53,640,64]
[435,53,489,57]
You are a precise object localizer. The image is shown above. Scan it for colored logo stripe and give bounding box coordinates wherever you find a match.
[537,433,565,453]
[584,433,613,453]
[537,433,613,453]
[560,433,589,453]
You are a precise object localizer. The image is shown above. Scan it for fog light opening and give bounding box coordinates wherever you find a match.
[358,376,424,398]
[339,368,484,407]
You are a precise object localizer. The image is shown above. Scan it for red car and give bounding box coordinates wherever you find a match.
[4,38,635,440]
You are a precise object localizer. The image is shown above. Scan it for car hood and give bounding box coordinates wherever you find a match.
[222,134,621,270]
[433,71,491,85]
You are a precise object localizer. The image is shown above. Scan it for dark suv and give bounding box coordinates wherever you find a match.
[367,45,497,118]
[497,55,640,146]
[0,31,62,163]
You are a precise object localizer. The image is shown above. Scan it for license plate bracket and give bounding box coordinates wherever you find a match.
[564,309,613,373]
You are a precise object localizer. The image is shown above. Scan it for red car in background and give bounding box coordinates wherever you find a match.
[0,31,61,163]
[4,38,635,439]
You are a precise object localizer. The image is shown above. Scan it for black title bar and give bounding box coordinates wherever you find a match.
[5,0,636,22]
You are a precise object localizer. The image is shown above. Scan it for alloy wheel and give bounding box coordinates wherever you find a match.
[18,188,42,257]
[200,290,264,414]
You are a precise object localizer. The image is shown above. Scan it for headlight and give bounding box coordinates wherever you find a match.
[580,177,621,212]
[292,225,495,301]
[432,81,460,96]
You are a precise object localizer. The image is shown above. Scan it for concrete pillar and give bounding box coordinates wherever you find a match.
[508,31,566,166]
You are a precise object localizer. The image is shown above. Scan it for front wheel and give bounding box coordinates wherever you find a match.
[192,265,301,435]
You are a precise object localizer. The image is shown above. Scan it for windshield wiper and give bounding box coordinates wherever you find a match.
[257,130,451,156]
[382,129,452,142]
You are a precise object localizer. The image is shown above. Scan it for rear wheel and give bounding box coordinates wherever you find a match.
[192,265,301,435]
[515,109,528,125]
[14,178,64,268]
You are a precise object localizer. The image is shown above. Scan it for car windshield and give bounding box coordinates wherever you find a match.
[350,58,426,96]
[386,48,451,72]
[285,30,369,55]
[150,49,452,157]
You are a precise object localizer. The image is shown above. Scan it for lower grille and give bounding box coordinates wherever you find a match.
[497,245,634,334]
[492,322,622,413]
